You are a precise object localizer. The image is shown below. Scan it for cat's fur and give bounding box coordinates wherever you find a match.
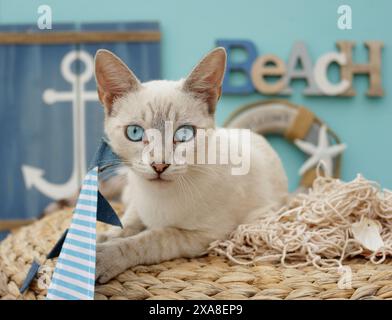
[94,48,288,283]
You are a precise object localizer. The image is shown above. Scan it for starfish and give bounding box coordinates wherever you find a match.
[294,125,346,176]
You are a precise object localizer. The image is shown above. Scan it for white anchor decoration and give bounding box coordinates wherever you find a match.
[22,50,99,200]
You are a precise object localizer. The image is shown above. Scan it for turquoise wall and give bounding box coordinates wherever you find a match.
[0,0,390,191]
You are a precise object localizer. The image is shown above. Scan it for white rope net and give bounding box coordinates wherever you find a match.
[209,173,392,270]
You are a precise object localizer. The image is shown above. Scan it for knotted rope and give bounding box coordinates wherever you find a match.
[209,173,392,270]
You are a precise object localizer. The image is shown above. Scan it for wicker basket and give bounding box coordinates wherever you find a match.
[1,208,391,300]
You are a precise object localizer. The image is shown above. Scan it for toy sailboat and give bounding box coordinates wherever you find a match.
[46,167,98,300]
[20,138,123,300]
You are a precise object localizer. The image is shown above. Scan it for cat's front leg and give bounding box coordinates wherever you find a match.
[97,207,145,243]
[95,227,212,283]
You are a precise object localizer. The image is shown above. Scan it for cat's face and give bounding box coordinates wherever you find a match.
[94,48,226,184]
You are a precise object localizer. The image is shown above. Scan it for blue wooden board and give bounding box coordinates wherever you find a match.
[0,22,161,223]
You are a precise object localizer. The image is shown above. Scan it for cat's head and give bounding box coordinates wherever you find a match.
[94,47,226,184]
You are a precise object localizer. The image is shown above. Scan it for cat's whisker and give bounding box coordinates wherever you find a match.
[183,175,208,211]
[189,165,220,178]
[181,176,197,204]
[175,176,188,205]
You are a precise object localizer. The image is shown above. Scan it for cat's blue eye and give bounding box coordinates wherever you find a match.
[174,125,195,143]
[126,125,144,142]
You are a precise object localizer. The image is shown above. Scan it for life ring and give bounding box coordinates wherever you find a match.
[223,99,344,188]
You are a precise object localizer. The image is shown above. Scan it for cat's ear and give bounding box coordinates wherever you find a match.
[183,47,226,114]
[95,49,141,113]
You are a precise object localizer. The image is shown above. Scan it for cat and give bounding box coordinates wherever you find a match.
[94,47,288,284]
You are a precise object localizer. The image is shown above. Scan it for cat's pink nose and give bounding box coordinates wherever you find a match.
[151,162,170,174]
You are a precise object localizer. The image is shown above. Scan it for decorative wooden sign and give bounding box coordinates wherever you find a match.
[0,22,161,228]
[217,40,384,97]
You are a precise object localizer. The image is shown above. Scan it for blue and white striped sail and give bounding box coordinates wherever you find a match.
[47,167,98,300]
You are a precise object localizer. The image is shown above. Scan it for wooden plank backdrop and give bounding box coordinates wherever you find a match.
[0,30,161,44]
[0,22,161,235]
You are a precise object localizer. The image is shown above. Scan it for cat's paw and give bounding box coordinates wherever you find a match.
[96,232,114,243]
[95,241,129,284]
[96,233,108,243]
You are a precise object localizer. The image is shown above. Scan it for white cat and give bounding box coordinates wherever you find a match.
[94,47,288,283]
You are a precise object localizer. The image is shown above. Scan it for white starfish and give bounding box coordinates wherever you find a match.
[294,125,346,176]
